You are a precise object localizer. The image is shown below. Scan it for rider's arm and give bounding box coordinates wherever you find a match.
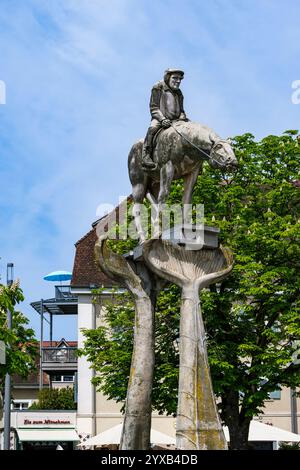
[179,91,187,120]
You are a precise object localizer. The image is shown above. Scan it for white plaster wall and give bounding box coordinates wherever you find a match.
[77,294,95,435]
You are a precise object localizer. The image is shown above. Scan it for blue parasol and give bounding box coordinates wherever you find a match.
[43,270,72,282]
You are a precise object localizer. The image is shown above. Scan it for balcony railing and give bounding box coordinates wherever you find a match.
[42,347,77,363]
[55,285,75,300]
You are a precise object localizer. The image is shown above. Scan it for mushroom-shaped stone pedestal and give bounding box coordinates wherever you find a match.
[143,239,233,450]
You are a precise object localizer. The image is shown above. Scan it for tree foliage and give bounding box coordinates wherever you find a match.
[78,286,180,415]
[79,131,300,449]
[29,387,76,410]
[0,281,38,381]
[0,281,38,416]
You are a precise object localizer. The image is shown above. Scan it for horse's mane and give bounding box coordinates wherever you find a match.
[171,120,219,147]
[173,120,210,133]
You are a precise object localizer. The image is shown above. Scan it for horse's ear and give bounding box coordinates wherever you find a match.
[209,133,216,144]
[226,137,232,144]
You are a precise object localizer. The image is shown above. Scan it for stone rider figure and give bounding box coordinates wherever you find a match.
[142,69,188,169]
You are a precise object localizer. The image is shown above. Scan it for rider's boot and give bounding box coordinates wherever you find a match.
[142,146,156,169]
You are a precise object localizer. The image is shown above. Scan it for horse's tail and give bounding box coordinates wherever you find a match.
[128,139,144,185]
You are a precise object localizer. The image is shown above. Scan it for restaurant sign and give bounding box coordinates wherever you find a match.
[16,412,76,428]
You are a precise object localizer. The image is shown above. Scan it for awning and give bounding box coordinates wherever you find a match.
[77,421,300,447]
[77,424,175,447]
[17,428,80,442]
[223,421,300,442]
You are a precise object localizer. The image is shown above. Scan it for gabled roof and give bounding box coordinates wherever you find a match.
[71,197,132,288]
[42,339,77,348]
[71,224,115,288]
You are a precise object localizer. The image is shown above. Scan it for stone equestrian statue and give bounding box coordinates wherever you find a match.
[95,70,238,450]
[129,68,238,240]
[142,68,188,169]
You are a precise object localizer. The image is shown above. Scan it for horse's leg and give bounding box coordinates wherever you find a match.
[150,182,160,202]
[146,181,159,205]
[132,182,148,242]
[158,161,175,203]
[146,184,158,238]
[129,141,149,242]
[151,161,174,238]
[182,166,201,225]
[146,192,157,206]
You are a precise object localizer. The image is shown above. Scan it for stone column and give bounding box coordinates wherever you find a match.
[143,232,233,450]
[95,239,160,450]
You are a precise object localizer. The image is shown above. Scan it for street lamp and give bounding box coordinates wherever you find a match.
[3,263,14,450]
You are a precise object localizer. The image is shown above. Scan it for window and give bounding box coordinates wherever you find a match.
[52,374,63,382]
[260,379,281,400]
[269,390,281,400]
[12,401,30,410]
[52,374,74,382]
[63,375,74,382]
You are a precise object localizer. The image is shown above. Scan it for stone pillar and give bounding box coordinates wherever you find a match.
[143,227,233,450]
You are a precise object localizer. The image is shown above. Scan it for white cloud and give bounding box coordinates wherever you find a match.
[0,0,299,337]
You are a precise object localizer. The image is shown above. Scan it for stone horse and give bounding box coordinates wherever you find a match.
[128,120,238,240]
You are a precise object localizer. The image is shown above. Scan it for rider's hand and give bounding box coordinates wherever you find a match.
[161,119,171,128]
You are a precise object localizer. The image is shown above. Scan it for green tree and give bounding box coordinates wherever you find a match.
[0,281,38,416]
[191,131,300,449]
[29,387,76,410]
[80,131,300,450]
[78,286,180,416]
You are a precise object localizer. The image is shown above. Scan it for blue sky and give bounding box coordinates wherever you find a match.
[0,0,299,339]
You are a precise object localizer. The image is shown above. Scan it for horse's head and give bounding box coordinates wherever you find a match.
[209,136,238,172]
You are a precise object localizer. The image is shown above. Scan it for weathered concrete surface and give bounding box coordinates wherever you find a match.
[143,239,233,450]
[95,238,156,450]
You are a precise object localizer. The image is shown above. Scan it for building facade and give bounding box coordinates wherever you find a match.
[0,339,78,450]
